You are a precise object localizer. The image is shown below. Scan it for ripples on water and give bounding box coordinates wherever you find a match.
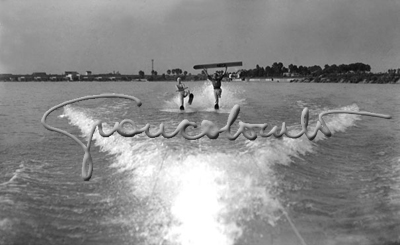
[0,82,399,245]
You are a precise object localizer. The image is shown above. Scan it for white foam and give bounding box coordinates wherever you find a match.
[64,105,154,174]
[324,104,361,133]
[61,102,365,245]
[63,105,283,244]
[308,103,362,141]
[244,103,363,166]
[150,153,281,245]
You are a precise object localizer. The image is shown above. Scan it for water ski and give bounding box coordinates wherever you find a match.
[193,61,243,70]
[180,105,184,110]
[188,93,194,105]
[214,104,219,110]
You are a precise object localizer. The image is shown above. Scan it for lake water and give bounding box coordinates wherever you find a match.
[1,81,399,245]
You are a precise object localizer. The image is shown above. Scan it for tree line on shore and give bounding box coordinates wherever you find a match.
[141,62,374,81]
[142,61,399,83]
[145,61,390,80]
[239,62,373,78]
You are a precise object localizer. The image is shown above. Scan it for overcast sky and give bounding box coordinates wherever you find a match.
[1,0,399,75]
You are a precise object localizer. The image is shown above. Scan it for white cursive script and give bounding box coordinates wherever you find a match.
[41,93,391,181]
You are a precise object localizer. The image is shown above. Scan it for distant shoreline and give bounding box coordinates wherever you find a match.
[289,73,400,84]
[1,73,399,84]
[233,73,399,84]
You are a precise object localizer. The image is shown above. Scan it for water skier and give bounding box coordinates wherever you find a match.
[203,66,227,109]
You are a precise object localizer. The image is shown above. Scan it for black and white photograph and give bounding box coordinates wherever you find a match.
[1,0,399,244]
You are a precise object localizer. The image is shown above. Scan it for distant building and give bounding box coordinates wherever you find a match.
[65,71,80,81]
[283,72,300,77]
[65,71,79,75]
[0,73,13,81]
[86,71,92,75]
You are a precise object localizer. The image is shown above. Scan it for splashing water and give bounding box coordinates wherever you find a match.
[63,104,283,244]
[162,81,246,113]
[60,100,390,245]
[165,161,239,245]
